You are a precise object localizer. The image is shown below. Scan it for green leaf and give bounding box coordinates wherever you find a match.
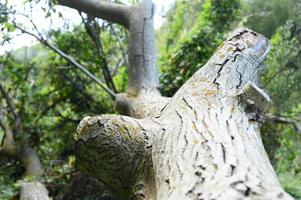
[4,22,15,32]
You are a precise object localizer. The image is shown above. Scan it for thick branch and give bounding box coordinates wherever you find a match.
[0,125,48,199]
[169,28,269,102]
[61,0,167,117]
[60,0,159,94]
[75,115,157,199]
[59,0,131,28]
[115,92,170,118]
[20,147,44,177]
[127,0,159,93]
[0,127,43,177]
[0,126,19,159]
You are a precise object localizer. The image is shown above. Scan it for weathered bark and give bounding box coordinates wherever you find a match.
[74,29,293,199]
[59,0,293,200]
[115,90,170,118]
[75,115,158,199]
[60,0,131,28]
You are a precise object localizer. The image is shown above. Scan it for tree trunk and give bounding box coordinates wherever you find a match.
[59,0,294,199]
[20,182,49,200]
[74,29,293,199]
[0,126,50,200]
[18,147,50,200]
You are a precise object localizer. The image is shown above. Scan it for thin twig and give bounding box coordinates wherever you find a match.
[0,83,18,120]
[265,114,301,135]
[79,12,117,93]
[14,25,117,99]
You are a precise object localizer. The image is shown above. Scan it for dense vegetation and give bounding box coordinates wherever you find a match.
[0,0,300,199]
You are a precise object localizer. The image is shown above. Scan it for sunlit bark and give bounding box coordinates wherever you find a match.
[60,0,293,199]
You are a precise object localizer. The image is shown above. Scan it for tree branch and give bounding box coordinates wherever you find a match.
[0,83,18,120]
[75,115,156,199]
[73,27,294,199]
[0,118,6,133]
[0,125,19,160]
[0,83,22,131]
[79,13,117,93]
[59,0,131,28]
[0,121,44,177]
[265,114,301,134]
[14,25,117,99]
[174,28,269,96]
[109,23,129,67]
[61,0,160,94]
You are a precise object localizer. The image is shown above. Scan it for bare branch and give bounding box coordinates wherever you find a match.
[0,83,18,120]
[79,13,117,93]
[59,0,131,28]
[0,119,6,133]
[265,114,301,134]
[0,83,22,132]
[14,25,117,99]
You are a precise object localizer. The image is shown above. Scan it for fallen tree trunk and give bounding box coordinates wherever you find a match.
[59,0,294,199]
[74,29,293,200]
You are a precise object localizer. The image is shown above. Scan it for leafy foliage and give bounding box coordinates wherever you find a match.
[260,22,301,199]
[0,13,126,200]
[262,21,301,113]
[159,0,240,96]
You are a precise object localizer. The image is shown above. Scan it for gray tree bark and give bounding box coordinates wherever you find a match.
[60,0,294,200]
